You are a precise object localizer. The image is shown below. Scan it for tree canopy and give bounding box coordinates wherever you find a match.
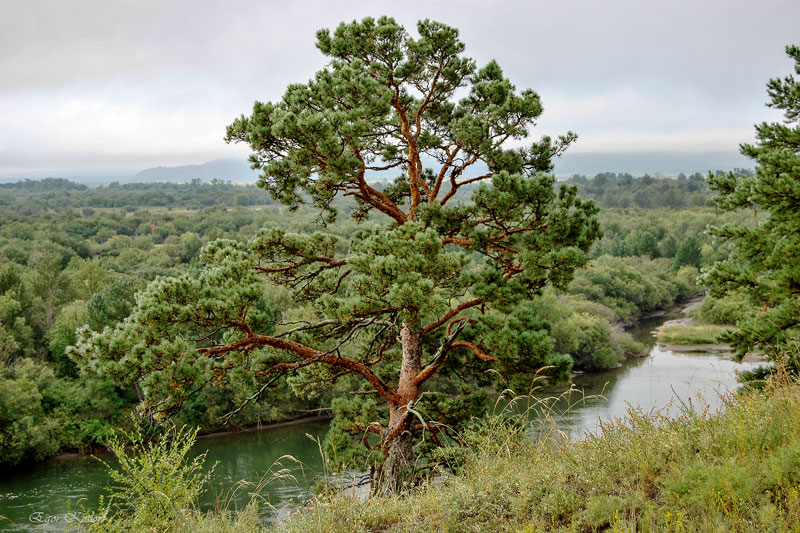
[72,16,600,491]
[704,45,800,366]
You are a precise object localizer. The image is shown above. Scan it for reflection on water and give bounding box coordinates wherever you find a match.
[548,302,763,438]
[0,301,767,531]
[545,344,762,440]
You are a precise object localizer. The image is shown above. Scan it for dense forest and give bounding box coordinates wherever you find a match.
[563,170,750,209]
[0,174,757,467]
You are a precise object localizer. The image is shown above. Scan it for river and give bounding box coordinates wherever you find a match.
[0,302,764,531]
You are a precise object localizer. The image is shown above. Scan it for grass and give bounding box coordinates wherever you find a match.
[91,375,800,532]
[279,375,800,532]
[656,323,729,345]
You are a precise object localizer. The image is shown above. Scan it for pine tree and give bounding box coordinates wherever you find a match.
[71,17,600,492]
[674,237,701,269]
[703,45,800,366]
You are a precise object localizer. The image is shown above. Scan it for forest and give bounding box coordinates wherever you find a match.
[0,173,755,467]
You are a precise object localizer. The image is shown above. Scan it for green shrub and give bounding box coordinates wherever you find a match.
[569,255,692,322]
[695,291,755,325]
[92,421,214,531]
[0,359,60,464]
[552,312,620,370]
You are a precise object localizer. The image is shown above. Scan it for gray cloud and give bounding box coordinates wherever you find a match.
[1,0,798,176]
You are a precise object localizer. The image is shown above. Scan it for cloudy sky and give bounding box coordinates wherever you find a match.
[1,0,798,178]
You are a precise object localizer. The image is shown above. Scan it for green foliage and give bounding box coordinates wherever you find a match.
[86,278,143,332]
[470,301,564,387]
[566,171,720,209]
[0,359,60,464]
[633,230,659,258]
[703,45,800,364]
[0,355,137,465]
[75,16,601,486]
[695,291,756,325]
[47,300,87,377]
[0,178,272,212]
[93,421,214,531]
[674,236,702,269]
[0,183,373,464]
[569,255,697,322]
[589,206,743,269]
[324,396,383,471]
[520,291,645,372]
[552,311,619,370]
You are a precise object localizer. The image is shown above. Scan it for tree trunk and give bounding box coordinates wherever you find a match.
[379,413,414,495]
[377,324,422,495]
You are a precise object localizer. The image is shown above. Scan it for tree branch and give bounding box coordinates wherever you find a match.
[422,298,483,335]
[196,334,396,402]
[451,341,497,362]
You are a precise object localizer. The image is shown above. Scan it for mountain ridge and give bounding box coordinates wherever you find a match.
[130,158,258,183]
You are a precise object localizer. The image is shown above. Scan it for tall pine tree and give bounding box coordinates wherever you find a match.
[704,45,800,366]
[72,17,600,492]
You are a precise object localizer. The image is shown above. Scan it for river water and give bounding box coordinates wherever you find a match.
[0,302,763,531]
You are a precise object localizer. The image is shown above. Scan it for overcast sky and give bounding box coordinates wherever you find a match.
[1,0,798,178]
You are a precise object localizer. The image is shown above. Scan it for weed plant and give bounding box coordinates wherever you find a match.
[88,416,300,532]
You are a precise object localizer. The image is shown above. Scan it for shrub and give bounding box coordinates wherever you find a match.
[695,291,755,325]
[93,420,214,531]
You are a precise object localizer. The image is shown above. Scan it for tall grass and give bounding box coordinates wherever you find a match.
[90,374,800,531]
[281,373,800,532]
[88,416,302,532]
[656,323,728,345]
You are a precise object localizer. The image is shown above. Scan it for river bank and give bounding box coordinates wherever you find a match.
[276,377,800,533]
[654,296,768,364]
[0,299,765,531]
[46,413,335,461]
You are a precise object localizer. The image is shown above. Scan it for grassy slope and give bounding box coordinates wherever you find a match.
[91,378,800,532]
[278,378,800,532]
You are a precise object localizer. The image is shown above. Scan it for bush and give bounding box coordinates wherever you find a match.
[695,291,755,325]
[92,420,215,531]
[0,359,60,464]
[569,255,690,322]
[552,312,620,370]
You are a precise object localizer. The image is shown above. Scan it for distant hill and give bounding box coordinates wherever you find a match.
[1,150,756,186]
[130,158,258,183]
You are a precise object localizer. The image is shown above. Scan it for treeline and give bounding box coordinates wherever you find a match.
[0,177,272,212]
[0,178,742,466]
[564,169,754,209]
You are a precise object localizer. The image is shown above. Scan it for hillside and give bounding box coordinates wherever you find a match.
[130,158,258,183]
